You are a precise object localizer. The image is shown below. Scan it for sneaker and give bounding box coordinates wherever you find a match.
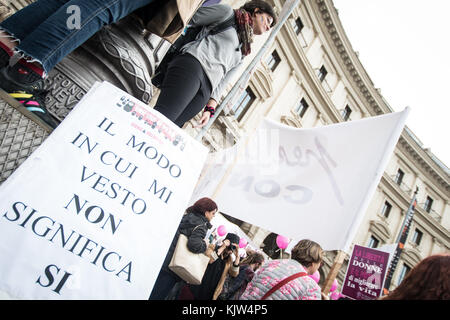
[0,47,10,68]
[0,43,13,68]
[8,89,59,129]
[0,60,44,92]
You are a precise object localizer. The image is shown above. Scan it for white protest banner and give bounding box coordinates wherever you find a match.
[0,81,208,299]
[193,109,409,252]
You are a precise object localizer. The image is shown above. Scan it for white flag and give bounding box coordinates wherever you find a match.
[193,109,409,252]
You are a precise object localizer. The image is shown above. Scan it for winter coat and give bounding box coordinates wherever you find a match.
[161,211,212,277]
[134,0,204,43]
[212,252,239,300]
[219,264,256,300]
[240,259,322,300]
[187,245,239,300]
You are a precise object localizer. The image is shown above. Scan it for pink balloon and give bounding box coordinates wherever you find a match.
[330,279,338,292]
[330,291,340,300]
[239,238,248,248]
[217,225,227,237]
[308,271,320,283]
[276,235,289,249]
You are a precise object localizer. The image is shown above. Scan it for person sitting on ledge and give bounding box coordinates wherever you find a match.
[0,0,203,128]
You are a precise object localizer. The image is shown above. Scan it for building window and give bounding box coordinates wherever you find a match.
[397,264,411,285]
[395,169,404,185]
[295,98,309,118]
[232,87,256,121]
[381,201,392,218]
[292,17,304,35]
[266,50,281,72]
[424,196,433,213]
[341,105,352,121]
[368,236,380,248]
[317,65,327,82]
[411,229,423,245]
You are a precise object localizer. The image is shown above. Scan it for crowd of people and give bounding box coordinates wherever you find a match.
[148,197,450,300]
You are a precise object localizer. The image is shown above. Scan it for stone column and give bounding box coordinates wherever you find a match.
[0,4,170,183]
[44,15,170,122]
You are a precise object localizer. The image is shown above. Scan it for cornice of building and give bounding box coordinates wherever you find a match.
[397,129,449,194]
[311,0,389,116]
[274,21,341,125]
[311,0,449,193]
[380,175,449,246]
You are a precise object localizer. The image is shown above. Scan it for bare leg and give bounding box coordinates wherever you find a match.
[0,30,17,50]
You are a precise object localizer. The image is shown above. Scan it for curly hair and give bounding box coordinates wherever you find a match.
[382,254,450,300]
[290,239,323,268]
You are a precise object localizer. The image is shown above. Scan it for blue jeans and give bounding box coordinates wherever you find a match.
[0,0,155,73]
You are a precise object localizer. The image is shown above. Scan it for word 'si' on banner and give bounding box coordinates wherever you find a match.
[0,81,209,299]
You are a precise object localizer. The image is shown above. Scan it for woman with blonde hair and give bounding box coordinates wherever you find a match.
[240,239,324,300]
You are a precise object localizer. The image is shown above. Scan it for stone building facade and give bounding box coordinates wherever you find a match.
[0,0,448,294]
[185,0,450,292]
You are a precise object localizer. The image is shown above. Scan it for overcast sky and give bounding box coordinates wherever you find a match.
[332,0,450,168]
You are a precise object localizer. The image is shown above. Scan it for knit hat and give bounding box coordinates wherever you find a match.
[225,233,240,245]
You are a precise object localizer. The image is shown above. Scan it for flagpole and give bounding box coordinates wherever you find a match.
[321,250,346,296]
[196,0,301,141]
[382,186,419,295]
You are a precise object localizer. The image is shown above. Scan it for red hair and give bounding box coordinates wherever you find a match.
[383,254,450,300]
[186,197,218,215]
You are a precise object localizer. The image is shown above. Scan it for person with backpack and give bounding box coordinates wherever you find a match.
[152,0,277,128]
[0,0,203,128]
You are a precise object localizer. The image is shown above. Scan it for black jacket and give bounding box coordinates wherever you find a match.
[161,211,212,276]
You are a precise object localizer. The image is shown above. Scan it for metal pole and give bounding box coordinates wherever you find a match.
[195,0,301,140]
[322,250,346,295]
[382,187,419,294]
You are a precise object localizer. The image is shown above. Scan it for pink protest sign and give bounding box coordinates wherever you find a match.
[341,245,390,300]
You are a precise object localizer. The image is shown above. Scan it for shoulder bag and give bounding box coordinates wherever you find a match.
[169,224,210,285]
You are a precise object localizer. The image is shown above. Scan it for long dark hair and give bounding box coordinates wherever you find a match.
[382,254,450,300]
[186,197,218,216]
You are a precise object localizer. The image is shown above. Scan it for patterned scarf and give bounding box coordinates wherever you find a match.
[234,9,254,56]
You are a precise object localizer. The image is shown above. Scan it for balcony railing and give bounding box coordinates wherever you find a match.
[389,174,413,196]
[418,203,443,223]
